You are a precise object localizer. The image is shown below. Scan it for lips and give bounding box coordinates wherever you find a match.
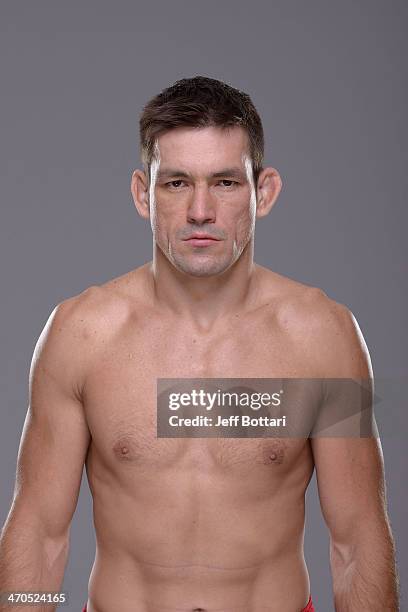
[185,234,220,241]
[184,235,221,247]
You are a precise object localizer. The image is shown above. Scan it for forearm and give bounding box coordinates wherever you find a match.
[0,515,69,611]
[330,519,399,611]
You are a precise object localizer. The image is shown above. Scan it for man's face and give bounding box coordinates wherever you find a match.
[148,125,258,277]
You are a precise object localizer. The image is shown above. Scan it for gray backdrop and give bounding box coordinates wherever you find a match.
[1,1,406,610]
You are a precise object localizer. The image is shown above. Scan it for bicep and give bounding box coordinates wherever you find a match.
[310,299,388,541]
[11,300,91,538]
[311,436,387,544]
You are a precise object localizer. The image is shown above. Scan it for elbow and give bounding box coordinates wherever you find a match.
[43,533,70,573]
[1,502,71,570]
[329,513,396,573]
[329,537,355,576]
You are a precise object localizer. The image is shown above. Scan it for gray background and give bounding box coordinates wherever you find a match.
[1,1,406,610]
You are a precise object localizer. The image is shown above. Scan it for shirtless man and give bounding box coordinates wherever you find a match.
[0,76,399,612]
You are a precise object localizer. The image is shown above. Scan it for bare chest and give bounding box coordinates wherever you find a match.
[83,315,315,474]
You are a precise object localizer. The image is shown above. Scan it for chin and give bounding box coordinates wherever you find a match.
[171,255,233,278]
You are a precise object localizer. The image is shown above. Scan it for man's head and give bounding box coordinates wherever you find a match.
[131,76,281,278]
[139,75,265,187]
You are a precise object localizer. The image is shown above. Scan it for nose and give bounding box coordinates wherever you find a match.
[187,185,216,225]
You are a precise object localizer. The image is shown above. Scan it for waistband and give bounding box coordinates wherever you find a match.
[83,594,315,612]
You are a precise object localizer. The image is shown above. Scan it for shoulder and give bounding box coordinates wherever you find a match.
[31,272,146,400]
[288,287,372,378]
[256,266,372,377]
[32,271,135,372]
[42,284,107,345]
[49,263,152,338]
[31,286,104,388]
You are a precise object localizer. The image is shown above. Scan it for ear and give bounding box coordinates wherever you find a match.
[256,167,282,218]
[131,169,150,220]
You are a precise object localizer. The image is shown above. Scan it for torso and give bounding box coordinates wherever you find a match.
[79,263,325,612]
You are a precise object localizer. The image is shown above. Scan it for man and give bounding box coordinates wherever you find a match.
[0,76,399,611]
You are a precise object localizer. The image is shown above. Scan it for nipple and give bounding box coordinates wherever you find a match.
[261,442,286,465]
[113,438,136,461]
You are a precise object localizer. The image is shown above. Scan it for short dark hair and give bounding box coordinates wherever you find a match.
[139,75,264,184]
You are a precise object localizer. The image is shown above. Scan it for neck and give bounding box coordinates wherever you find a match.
[147,240,259,330]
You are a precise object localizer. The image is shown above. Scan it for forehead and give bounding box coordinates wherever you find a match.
[154,125,250,174]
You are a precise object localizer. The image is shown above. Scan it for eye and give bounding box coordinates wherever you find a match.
[166,180,185,189]
[218,180,238,188]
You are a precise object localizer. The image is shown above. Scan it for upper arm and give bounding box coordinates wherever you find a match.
[9,292,93,539]
[310,297,388,545]
[311,436,387,548]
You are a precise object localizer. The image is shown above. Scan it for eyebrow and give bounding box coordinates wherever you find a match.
[157,167,247,181]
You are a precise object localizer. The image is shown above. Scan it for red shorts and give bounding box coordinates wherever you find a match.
[302,595,315,611]
[82,595,314,611]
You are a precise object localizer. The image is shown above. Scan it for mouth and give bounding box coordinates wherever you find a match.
[183,235,221,247]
